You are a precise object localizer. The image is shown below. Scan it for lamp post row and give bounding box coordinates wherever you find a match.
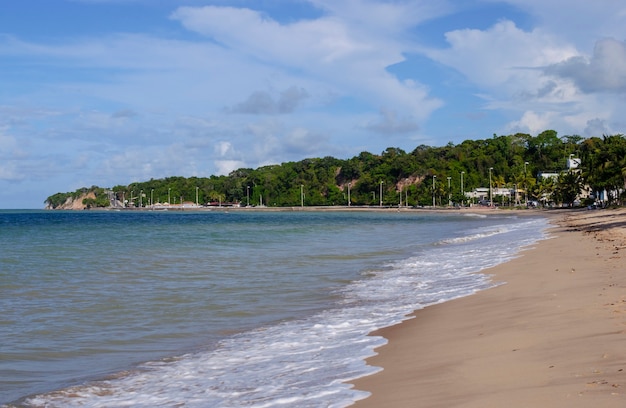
[123,167,513,209]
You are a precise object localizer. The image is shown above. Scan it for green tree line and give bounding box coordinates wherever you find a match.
[45,130,626,209]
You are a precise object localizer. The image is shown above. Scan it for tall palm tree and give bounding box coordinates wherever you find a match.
[493,174,506,206]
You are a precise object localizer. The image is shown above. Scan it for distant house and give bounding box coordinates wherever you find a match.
[538,156,582,180]
[466,187,514,205]
[537,171,560,181]
[567,156,581,169]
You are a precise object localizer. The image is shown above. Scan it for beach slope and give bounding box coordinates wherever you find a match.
[351,209,626,407]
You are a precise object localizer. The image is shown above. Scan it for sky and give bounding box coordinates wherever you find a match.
[1,0,626,208]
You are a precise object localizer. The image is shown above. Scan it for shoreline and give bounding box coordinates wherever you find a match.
[350,208,626,407]
[54,204,536,214]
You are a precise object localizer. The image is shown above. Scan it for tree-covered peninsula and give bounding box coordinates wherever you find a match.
[45,131,626,209]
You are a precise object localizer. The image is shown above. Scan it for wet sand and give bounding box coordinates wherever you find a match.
[350,208,626,407]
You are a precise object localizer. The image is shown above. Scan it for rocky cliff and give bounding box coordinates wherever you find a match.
[45,192,97,210]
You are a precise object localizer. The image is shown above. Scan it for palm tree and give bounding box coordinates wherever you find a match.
[492,174,506,206]
[535,177,556,207]
[556,171,583,207]
[208,190,225,205]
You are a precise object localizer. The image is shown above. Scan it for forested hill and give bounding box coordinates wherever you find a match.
[45,131,626,209]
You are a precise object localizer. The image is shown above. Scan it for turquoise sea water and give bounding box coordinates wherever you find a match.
[0,209,549,407]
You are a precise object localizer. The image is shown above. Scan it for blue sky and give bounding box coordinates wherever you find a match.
[2,0,626,208]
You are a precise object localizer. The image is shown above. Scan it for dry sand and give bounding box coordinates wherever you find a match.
[350,208,626,408]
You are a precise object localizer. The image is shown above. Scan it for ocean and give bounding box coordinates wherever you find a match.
[0,209,549,407]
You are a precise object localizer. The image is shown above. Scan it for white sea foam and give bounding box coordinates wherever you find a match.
[437,228,505,245]
[462,212,487,218]
[13,215,549,408]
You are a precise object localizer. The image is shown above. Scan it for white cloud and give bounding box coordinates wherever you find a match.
[422,7,626,139]
[584,118,611,137]
[283,127,330,155]
[171,4,442,119]
[215,160,246,175]
[505,110,556,135]
[497,0,626,49]
[0,33,276,116]
[545,38,626,93]
[365,109,419,135]
[215,141,234,157]
[309,0,451,32]
[228,86,310,115]
[171,6,371,65]
[426,20,577,90]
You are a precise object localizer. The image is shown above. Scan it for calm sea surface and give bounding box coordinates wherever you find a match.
[0,209,549,407]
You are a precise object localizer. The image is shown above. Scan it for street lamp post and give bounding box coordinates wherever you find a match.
[246,185,250,207]
[168,188,171,205]
[151,189,154,208]
[300,184,304,207]
[447,176,451,206]
[347,182,351,207]
[196,186,199,207]
[489,168,493,207]
[524,161,529,205]
[379,181,384,207]
[432,175,437,207]
[140,190,143,208]
[460,171,465,207]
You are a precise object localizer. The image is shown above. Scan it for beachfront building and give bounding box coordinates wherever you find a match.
[537,156,596,207]
[465,187,514,206]
[566,156,620,206]
[537,156,581,182]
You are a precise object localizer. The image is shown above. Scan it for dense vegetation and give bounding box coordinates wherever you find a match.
[45,131,626,209]
[45,186,111,209]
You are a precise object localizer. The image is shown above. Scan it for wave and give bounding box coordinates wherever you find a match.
[437,228,506,245]
[462,212,487,218]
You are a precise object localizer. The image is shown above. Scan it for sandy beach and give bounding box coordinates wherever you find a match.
[350,208,626,407]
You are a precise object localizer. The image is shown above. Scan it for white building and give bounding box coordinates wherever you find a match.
[466,187,515,205]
